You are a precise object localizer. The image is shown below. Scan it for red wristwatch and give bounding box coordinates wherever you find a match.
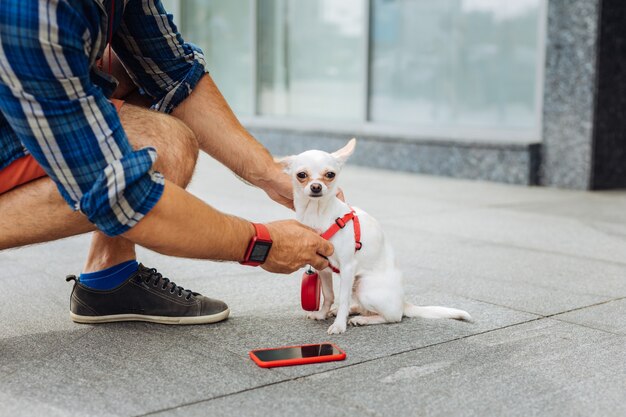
[240,223,273,266]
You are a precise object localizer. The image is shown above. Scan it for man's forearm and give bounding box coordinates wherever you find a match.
[124,180,254,261]
[171,74,280,188]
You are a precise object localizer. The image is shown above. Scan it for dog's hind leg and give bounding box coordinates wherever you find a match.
[348,314,389,326]
[355,275,404,326]
[306,269,334,320]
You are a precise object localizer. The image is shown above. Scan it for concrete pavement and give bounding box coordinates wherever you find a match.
[1,154,625,417]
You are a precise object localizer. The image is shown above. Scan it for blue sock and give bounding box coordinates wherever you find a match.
[79,260,139,290]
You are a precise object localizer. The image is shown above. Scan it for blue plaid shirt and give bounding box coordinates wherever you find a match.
[0,0,206,236]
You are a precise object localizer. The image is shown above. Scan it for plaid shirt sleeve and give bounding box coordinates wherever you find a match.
[0,0,164,237]
[112,0,207,114]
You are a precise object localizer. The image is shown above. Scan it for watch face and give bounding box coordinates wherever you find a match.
[250,241,272,263]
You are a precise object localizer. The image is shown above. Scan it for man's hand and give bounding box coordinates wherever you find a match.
[262,220,333,274]
[255,165,294,210]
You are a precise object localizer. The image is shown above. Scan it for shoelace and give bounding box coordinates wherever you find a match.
[144,268,195,300]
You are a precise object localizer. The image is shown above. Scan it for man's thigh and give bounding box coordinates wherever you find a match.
[118,103,199,187]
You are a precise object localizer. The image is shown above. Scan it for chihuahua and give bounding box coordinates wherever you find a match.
[282,138,471,334]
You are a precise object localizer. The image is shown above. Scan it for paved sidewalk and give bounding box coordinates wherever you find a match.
[2,154,626,417]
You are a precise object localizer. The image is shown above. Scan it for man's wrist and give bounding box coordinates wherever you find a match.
[248,159,283,189]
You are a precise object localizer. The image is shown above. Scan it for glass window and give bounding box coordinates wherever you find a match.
[180,0,253,115]
[370,0,542,130]
[257,0,367,121]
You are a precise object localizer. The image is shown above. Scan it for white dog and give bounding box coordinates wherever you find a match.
[282,138,471,335]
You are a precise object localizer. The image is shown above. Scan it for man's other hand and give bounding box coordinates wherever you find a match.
[262,171,294,210]
[262,220,333,274]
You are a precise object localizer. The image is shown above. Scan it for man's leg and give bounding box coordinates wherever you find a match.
[0,104,198,250]
[82,103,199,273]
[0,103,230,324]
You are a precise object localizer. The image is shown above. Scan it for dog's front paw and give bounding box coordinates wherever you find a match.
[328,307,337,317]
[306,311,328,321]
[327,320,347,335]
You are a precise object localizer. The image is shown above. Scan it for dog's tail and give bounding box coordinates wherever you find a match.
[403,302,471,321]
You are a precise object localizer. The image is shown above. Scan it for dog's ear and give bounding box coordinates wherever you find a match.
[331,138,357,166]
[275,155,293,173]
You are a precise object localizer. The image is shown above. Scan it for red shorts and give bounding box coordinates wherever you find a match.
[0,99,124,195]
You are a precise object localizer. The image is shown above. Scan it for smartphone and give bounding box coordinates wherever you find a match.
[249,343,346,368]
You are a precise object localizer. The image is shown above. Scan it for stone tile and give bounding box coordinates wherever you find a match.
[149,380,368,417]
[0,324,285,417]
[0,268,76,339]
[153,319,626,417]
[0,390,71,417]
[407,268,609,317]
[380,229,622,315]
[287,319,626,417]
[389,227,626,299]
[500,192,626,225]
[0,254,44,277]
[0,328,93,378]
[554,298,626,335]
[189,293,537,380]
[385,207,626,265]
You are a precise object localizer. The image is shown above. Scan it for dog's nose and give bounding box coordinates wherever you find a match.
[310,183,322,194]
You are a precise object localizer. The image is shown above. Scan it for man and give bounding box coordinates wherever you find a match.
[0,0,333,324]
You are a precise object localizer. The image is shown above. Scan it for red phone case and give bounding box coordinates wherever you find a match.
[301,270,321,311]
[249,343,346,368]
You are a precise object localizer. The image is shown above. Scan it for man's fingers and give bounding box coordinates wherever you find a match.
[311,256,330,271]
[316,238,334,258]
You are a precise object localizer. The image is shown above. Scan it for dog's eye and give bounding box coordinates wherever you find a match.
[325,172,336,179]
[296,172,307,179]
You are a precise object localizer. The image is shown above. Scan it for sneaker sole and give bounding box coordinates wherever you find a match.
[69,308,230,325]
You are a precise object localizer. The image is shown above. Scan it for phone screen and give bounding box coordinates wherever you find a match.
[252,343,341,362]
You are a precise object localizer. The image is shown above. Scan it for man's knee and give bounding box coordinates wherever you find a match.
[155,115,199,187]
[120,105,199,187]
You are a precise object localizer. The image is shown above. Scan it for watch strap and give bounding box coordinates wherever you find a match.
[252,223,271,242]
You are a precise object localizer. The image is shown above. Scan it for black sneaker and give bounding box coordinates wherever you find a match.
[66,264,230,325]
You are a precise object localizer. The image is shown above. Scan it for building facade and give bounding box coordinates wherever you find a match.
[163,0,626,190]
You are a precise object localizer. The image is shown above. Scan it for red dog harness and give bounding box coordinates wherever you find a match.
[319,208,362,273]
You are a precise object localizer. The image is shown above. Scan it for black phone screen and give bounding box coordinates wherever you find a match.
[252,344,340,362]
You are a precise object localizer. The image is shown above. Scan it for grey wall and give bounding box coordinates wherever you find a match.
[542,0,626,190]
[591,0,626,189]
[541,0,599,189]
